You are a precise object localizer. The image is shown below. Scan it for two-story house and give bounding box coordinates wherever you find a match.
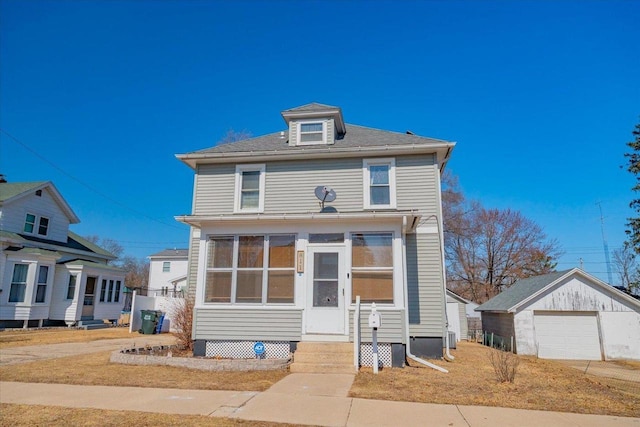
[0,180,126,328]
[176,103,455,367]
[148,248,188,296]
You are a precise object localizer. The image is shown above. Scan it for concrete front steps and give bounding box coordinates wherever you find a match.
[78,319,112,330]
[290,342,356,374]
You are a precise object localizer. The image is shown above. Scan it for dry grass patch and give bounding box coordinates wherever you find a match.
[0,351,287,392]
[0,404,298,427]
[0,328,134,349]
[350,342,640,418]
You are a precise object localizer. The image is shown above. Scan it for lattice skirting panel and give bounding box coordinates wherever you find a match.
[205,340,290,359]
[359,343,392,367]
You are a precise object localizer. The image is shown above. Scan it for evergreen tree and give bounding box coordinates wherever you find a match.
[625,120,640,255]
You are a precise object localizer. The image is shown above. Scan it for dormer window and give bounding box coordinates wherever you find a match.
[299,122,325,144]
[23,213,50,236]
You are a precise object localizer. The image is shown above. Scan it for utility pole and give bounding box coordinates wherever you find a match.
[597,202,614,284]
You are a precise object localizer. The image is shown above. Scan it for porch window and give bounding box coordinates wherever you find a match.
[363,158,396,209]
[351,232,394,303]
[114,281,121,302]
[66,275,77,299]
[205,234,296,304]
[107,280,114,302]
[100,279,107,302]
[35,265,49,303]
[9,264,28,303]
[234,164,265,212]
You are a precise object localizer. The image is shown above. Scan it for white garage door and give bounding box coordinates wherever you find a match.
[533,312,602,360]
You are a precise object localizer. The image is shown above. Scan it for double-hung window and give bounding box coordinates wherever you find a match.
[351,232,394,303]
[234,164,265,212]
[163,262,170,272]
[363,158,396,209]
[298,122,325,144]
[205,234,296,304]
[66,275,77,299]
[23,213,50,236]
[9,264,28,303]
[35,266,49,303]
[24,214,36,233]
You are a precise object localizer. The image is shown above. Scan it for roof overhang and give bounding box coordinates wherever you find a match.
[175,210,422,232]
[176,142,455,171]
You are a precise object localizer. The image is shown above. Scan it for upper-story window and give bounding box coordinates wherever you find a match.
[298,121,326,144]
[163,262,171,272]
[23,213,50,236]
[234,164,265,213]
[363,158,396,209]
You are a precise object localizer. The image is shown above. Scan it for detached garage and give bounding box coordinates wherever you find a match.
[476,269,640,361]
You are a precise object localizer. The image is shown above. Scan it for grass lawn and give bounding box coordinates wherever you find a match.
[0,327,135,349]
[350,341,640,418]
[0,404,297,427]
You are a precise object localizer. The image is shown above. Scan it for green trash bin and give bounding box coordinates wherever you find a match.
[140,310,160,334]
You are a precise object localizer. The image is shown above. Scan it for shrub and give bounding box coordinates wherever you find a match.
[169,298,194,351]
[487,347,520,383]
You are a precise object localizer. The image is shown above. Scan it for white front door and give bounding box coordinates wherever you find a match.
[305,246,346,335]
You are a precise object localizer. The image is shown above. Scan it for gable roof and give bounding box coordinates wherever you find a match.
[149,248,189,258]
[0,181,80,224]
[0,230,117,261]
[476,268,640,312]
[281,102,340,113]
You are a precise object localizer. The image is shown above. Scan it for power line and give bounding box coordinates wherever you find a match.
[1,128,185,230]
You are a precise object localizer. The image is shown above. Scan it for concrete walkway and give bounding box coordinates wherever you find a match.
[556,360,640,383]
[0,334,176,366]
[2,374,639,426]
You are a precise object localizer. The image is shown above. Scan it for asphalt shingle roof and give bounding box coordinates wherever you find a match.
[0,182,47,202]
[189,123,451,155]
[476,270,572,312]
[149,249,189,258]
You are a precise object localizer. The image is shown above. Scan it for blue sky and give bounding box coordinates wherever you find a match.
[1,0,638,284]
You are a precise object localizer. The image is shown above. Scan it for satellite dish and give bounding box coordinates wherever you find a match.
[314,185,337,210]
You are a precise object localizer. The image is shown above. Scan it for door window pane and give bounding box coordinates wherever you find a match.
[238,236,264,268]
[267,271,294,303]
[313,252,339,307]
[313,280,338,307]
[314,253,338,280]
[236,270,263,303]
[205,271,232,302]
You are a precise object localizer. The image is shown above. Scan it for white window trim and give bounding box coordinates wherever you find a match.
[234,164,266,213]
[363,158,396,209]
[296,119,327,146]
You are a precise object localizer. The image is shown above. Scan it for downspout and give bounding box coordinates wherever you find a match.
[402,216,448,373]
[434,169,455,362]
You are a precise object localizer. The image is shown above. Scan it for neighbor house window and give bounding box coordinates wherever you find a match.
[38,217,49,236]
[66,275,77,299]
[234,164,265,212]
[205,234,295,304]
[163,262,170,272]
[24,214,36,233]
[363,158,396,209]
[35,265,49,303]
[9,264,28,303]
[351,233,394,303]
[298,121,325,144]
[100,279,107,302]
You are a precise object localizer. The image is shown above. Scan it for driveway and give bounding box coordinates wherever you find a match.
[0,334,176,366]
[556,360,640,383]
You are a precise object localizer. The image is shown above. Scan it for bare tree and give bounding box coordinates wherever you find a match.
[442,173,562,303]
[218,128,252,144]
[84,235,124,261]
[119,256,150,294]
[612,244,639,294]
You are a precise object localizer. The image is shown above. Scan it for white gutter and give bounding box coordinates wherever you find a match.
[402,216,448,373]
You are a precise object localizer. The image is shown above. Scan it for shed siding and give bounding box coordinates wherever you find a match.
[458,302,468,340]
[600,311,640,360]
[193,308,303,341]
[349,309,405,343]
[406,232,445,337]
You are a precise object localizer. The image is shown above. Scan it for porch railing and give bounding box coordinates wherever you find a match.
[353,295,361,372]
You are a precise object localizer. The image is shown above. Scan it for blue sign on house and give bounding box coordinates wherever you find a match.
[253,342,265,356]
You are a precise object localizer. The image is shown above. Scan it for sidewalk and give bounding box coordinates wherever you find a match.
[2,374,639,426]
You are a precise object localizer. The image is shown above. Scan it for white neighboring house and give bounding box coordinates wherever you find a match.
[148,249,188,296]
[0,180,126,328]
